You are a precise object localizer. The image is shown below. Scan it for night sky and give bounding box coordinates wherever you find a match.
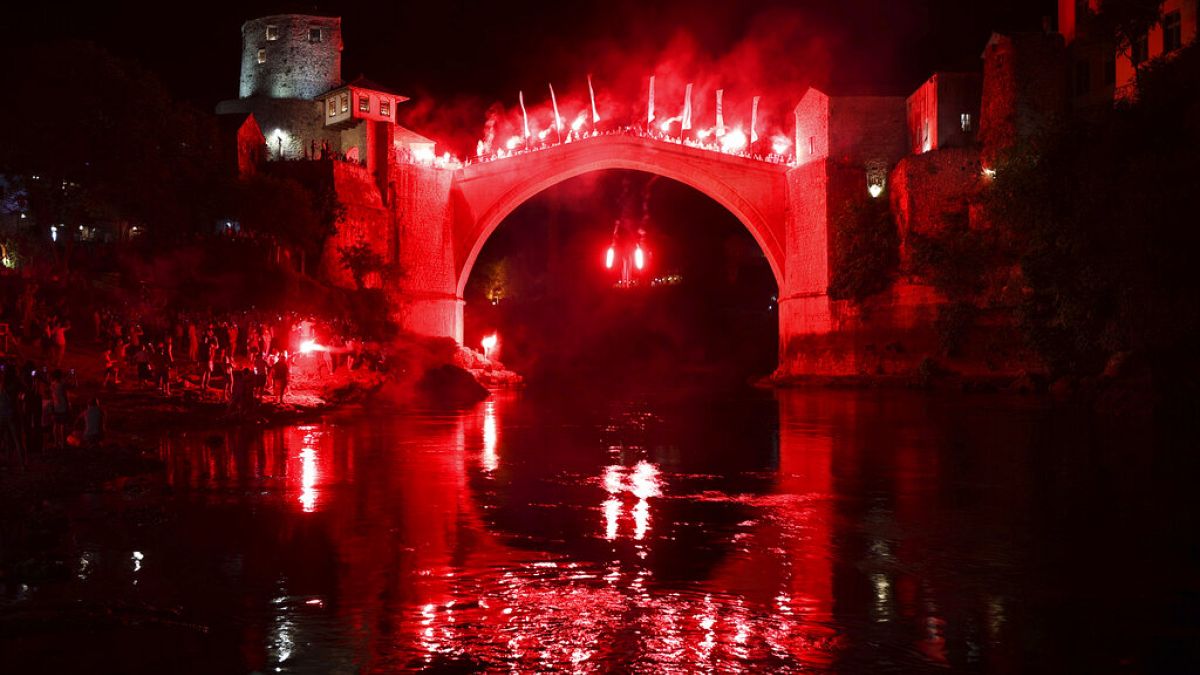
[9,1,1050,110]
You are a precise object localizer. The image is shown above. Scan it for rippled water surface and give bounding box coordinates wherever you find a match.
[7,388,1199,672]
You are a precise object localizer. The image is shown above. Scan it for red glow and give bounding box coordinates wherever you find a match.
[299,339,325,354]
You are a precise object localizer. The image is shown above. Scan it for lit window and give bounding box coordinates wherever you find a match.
[265,25,278,41]
[340,93,348,113]
[328,98,337,117]
[960,113,973,132]
[358,96,370,113]
[309,27,322,43]
[257,48,266,64]
[1131,33,1149,66]
[1163,11,1182,53]
[380,99,391,117]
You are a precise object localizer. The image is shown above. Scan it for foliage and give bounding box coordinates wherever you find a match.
[984,42,1200,378]
[338,239,386,290]
[235,174,333,259]
[827,195,899,302]
[0,41,225,240]
[908,213,997,302]
[1096,0,1165,55]
[935,301,978,357]
[478,258,511,303]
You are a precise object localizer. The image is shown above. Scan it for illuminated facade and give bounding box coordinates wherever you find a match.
[215,13,1096,380]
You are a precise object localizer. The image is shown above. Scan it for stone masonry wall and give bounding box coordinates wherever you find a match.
[239,15,343,100]
[389,162,460,340]
[889,146,982,270]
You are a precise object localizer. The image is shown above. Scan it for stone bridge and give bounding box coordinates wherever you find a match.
[375,132,845,367]
[324,91,928,377]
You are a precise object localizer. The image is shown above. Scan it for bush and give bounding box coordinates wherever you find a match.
[828,195,899,302]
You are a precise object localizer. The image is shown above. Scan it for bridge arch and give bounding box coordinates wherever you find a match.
[453,137,789,298]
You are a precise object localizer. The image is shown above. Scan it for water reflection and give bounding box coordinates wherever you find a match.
[14,389,1190,673]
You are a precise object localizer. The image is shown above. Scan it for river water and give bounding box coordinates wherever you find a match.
[7,388,1199,672]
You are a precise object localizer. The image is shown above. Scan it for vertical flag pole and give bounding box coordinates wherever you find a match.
[716,89,725,137]
[588,75,600,131]
[549,83,562,144]
[751,95,760,145]
[519,91,530,147]
[682,82,693,141]
[647,75,656,131]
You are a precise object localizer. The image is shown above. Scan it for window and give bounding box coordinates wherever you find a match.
[380,99,391,117]
[265,25,278,41]
[1075,60,1090,96]
[257,48,266,64]
[340,93,349,113]
[808,136,816,155]
[960,113,973,132]
[328,98,337,117]
[1131,32,1149,66]
[358,96,370,113]
[1163,11,1182,53]
[309,27,322,43]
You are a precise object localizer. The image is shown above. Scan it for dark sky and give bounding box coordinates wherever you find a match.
[9,0,1051,110]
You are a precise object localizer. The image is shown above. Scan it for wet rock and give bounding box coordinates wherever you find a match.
[1007,371,1045,395]
[1050,376,1076,398]
[417,364,489,408]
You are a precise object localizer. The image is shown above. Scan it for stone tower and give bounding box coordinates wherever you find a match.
[238,15,343,100]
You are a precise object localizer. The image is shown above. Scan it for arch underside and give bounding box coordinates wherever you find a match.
[455,143,787,297]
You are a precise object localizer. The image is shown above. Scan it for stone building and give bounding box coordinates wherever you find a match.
[1060,0,1198,103]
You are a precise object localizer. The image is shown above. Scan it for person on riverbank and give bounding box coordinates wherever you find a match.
[50,370,69,449]
[252,350,269,400]
[20,363,42,455]
[78,397,104,447]
[199,332,217,397]
[102,349,119,387]
[221,351,235,401]
[155,343,172,396]
[186,320,198,362]
[48,317,69,368]
[0,380,25,466]
[271,353,289,404]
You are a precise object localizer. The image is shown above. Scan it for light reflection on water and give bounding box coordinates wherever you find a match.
[8,388,1195,672]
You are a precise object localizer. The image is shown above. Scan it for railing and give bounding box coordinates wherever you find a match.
[463,125,797,168]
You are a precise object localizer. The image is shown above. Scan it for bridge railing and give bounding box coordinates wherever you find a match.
[463,125,798,169]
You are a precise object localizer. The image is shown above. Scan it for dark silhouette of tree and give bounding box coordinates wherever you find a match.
[338,239,386,290]
[0,41,224,243]
[1097,0,1165,54]
[985,41,1200,383]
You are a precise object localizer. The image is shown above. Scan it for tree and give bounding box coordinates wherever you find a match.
[827,195,899,302]
[0,41,224,243]
[983,42,1200,380]
[1096,0,1165,55]
[236,174,335,271]
[338,239,386,290]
